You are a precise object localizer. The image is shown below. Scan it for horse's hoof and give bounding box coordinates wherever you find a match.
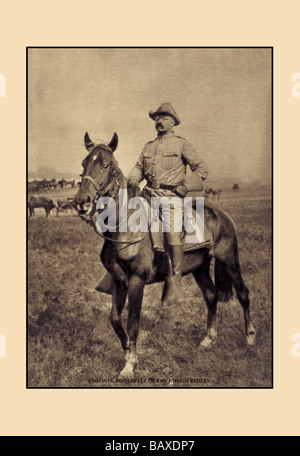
[162,301,174,308]
[118,366,134,380]
[199,336,216,349]
[162,297,184,307]
[246,333,256,346]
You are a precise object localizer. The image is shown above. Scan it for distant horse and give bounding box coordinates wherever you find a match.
[56,198,77,216]
[48,178,57,190]
[75,132,256,379]
[205,187,222,200]
[214,188,222,200]
[232,183,239,192]
[28,179,54,193]
[211,188,222,200]
[58,179,75,189]
[58,179,67,188]
[65,179,75,188]
[28,181,39,194]
[28,196,56,218]
[205,186,213,198]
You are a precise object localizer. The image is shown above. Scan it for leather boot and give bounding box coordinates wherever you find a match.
[161,244,184,307]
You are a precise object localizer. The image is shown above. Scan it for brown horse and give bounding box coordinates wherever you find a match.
[56,198,77,216]
[75,132,256,379]
[28,196,56,218]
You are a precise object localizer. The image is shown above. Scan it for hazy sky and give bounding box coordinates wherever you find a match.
[28,48,271,183]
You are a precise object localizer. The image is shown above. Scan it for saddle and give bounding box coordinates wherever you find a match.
[95,195,214,295]
[149,218,212,253]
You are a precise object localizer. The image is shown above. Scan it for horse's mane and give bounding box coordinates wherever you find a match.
[109,155,127,197]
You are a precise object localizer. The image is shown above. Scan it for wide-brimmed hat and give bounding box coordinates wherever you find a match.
[149,102,180,125]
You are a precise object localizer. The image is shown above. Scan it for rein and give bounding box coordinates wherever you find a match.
[95,229,148,245]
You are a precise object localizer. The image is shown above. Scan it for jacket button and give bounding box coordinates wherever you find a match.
[153,162,157,165]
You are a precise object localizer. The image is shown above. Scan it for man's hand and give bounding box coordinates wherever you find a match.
[127,178,140,197]
[174,183,189,197]
[175,173,204,196]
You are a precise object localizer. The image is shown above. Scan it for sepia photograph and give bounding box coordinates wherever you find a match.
[27,47,272,388]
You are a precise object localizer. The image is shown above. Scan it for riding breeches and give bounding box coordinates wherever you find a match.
[145,190,184,246]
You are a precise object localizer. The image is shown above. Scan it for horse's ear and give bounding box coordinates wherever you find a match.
[108,132,118,153]
[84,132,95,152]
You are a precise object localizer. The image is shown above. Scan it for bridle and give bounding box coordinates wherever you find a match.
[81,174,114,200]
[78,170,149,246]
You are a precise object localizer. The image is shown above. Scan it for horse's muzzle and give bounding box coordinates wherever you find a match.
[75,194,93,215]
[77,203,93,216]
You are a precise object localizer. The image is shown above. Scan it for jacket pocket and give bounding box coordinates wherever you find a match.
[161,151,179,169]
[143,150,153,160]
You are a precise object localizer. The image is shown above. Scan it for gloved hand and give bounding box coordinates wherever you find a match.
[175,173,204,197]
[127,178,140,197]
[174,183,189,197]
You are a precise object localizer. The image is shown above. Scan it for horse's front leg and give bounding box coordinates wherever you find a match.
[119,274,145,379]
[103,260,129,359]
[109,282,129,359]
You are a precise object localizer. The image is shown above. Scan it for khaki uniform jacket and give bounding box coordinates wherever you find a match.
[128,131,208,190]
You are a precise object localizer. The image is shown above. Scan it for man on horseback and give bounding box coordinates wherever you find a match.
[127,103,208,305]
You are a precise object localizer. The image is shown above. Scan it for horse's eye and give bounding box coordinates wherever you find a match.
[103,163,109,169]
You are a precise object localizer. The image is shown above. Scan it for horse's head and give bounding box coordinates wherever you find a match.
[75,132,121,216]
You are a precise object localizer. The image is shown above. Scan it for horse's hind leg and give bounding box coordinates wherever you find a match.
[227,263,256,346]
[192,258,218,349]
[216,252,256,346]
[119,274,145,379]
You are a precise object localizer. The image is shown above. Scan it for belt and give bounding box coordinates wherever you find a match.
[147,182,177,191]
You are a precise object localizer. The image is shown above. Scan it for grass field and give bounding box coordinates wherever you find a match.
[27,186,272,388]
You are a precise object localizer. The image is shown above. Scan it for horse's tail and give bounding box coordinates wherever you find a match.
[214,259,234,302]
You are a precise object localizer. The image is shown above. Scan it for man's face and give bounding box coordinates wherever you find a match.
[154,115,175,133]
